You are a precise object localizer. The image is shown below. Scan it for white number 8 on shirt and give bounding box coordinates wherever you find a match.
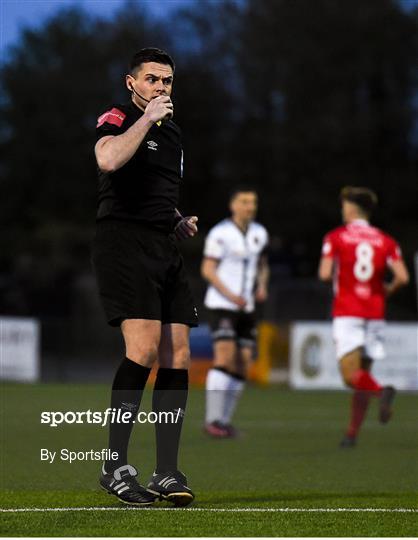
[354,241,374,282]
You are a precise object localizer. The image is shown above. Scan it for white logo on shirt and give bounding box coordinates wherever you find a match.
[147,140,158,151]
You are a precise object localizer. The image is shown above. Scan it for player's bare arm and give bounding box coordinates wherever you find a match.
[201,257,246,308]
[318,256,334,281]
[255,254,270,302]
[95,97,172,173]
[385,259,410,297]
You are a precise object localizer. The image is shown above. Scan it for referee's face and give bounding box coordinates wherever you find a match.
[230,192,258,223]
[127,62,174,109]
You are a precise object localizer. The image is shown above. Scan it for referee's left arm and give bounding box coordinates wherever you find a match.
[173,209,198,240]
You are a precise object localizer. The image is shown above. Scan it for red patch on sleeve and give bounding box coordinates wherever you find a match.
[96,108,126,128]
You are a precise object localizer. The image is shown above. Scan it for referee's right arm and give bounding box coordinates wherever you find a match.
[95,96,172,172]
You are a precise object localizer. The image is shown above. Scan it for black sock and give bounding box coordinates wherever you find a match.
[214,366,246,381]
[105,357,151,473]
[152,368,188,474]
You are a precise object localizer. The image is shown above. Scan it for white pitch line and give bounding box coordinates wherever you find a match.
[1,507,417,514]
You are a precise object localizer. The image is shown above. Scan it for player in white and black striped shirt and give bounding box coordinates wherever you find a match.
[201,187,269,438]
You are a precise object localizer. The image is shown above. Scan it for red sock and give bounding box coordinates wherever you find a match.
[351,369,382,393]
[347,390,371,438]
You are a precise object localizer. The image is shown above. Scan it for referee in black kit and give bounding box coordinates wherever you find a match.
[92,48,198,507]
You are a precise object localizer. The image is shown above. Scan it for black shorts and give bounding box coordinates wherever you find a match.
[91,220,198,328]
[208,309,257,348]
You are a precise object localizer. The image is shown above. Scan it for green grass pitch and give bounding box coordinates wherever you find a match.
[1,383,417,536]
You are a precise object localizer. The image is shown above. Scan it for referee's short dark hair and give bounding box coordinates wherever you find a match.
[340,186,378,216]
[230,185,258,201]
[130,48,175,75]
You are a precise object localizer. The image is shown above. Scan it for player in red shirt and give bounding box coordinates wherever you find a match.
[318,186,409,447]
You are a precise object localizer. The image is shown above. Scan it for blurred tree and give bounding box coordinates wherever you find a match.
[0,3,169,314]
[0,0,417,318]
[234,0,417,269]
[0,4,164,265]
[169,0,246,225]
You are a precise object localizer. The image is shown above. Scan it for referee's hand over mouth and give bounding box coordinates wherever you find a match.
[144,95,174,123]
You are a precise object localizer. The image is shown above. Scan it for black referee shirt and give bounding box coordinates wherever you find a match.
[95,101,183,233]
